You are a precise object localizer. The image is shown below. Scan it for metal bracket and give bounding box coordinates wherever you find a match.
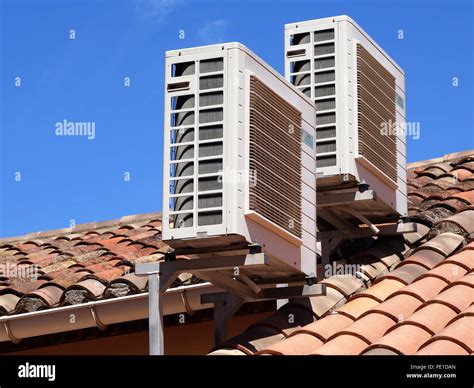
[136,252,324,354]
[201,282,325,347]
[201,292,243,346]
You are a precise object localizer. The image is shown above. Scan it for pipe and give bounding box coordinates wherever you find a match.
[0,283,222,343]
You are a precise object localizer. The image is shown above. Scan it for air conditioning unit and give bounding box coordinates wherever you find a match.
[285,16,407,225]
[162,42,317,276]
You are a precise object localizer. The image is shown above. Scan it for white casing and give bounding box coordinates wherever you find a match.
[285,16,407,218]
[163,43,317,276]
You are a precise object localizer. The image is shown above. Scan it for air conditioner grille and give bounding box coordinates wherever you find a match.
[357,44,397,182]
[168,57,225,229]
[249,75,302,238]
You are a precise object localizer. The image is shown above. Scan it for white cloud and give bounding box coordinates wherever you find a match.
[133,0,186,23]
[198,19,230,44]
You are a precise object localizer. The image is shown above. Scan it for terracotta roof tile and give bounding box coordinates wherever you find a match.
[215,325,284,355]
[292,313,354,342]
[335,296,380,319]
[442,250,474,270]
[366,324,432,354]
[250,303,315,335]
[397,249,444,270]
[411,232,465,257]
[419,262,469,283]
[427,283,472,313]
[355,279,405,302]
[257,333,323,355]
[0,293,20,314]
[5,279,47,296]
[61,279,106,305]
[298,286,346,318]
[362,347,399,355]
[418,313,474,353]
[320,276,365,298]
[312,333,369,355]
[377,263,426,285]
[415,339,470,355]
[403,302,458,334]
[431,210,474,236]
[410,207,455,227]
[390,276,448,302]
[450,191,474,204]
[404,223,430,246]
[334,312,395,344]
[366,294,424,322]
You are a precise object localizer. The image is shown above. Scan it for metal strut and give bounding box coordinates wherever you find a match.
[136,252,324,355]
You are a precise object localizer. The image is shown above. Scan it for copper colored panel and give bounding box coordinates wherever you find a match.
[249,75,302,238]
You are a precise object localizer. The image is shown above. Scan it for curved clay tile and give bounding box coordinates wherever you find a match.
[432,210,474,237]
[413,232,465,257]
[368,323,432,355]
[312,333,369,355]
[399,250,445,270]
[356,278,405,302]
[0,293,20,314]
[416,338,470,355]
[377,263,427,285]
[419,261,469,283]
[216,325,285,355]
[335,311,395,344]
[257,332,323,355]
[391,276,448,303]
[61,278,106,305]
[427,283,472,313]
[320,276,365,298]
[335,296,380,320]
[15,285,63,313]
[404,302,458,334]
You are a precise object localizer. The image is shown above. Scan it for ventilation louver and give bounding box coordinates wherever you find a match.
[169,57,224,230]
[357,44,397,182]
[248,76,302,238]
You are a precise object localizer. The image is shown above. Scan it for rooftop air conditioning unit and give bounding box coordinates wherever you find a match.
[162,42,317,276]
[285,16,407,225]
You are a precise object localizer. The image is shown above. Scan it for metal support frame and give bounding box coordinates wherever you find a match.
[317,188,417,279]
[136,252,323,355]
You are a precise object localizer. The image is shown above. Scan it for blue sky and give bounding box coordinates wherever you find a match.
[0,0,473,237]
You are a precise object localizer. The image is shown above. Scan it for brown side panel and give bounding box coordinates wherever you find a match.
[357,44,397,182]
[248,75,302,238]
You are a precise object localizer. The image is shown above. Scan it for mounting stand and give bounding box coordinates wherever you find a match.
[136,251,323,355]
[317,187,417,274]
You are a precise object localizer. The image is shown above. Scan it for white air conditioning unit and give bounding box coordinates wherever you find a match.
[162,42,317,276]
[285,16,407,224]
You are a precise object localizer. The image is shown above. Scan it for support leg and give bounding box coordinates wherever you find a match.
[321,239,331,279]
[208,293,243,347]
[148,273,164,355]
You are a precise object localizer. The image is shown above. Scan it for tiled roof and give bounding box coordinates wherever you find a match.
[209,150,474,355]
[0,213,202,316]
